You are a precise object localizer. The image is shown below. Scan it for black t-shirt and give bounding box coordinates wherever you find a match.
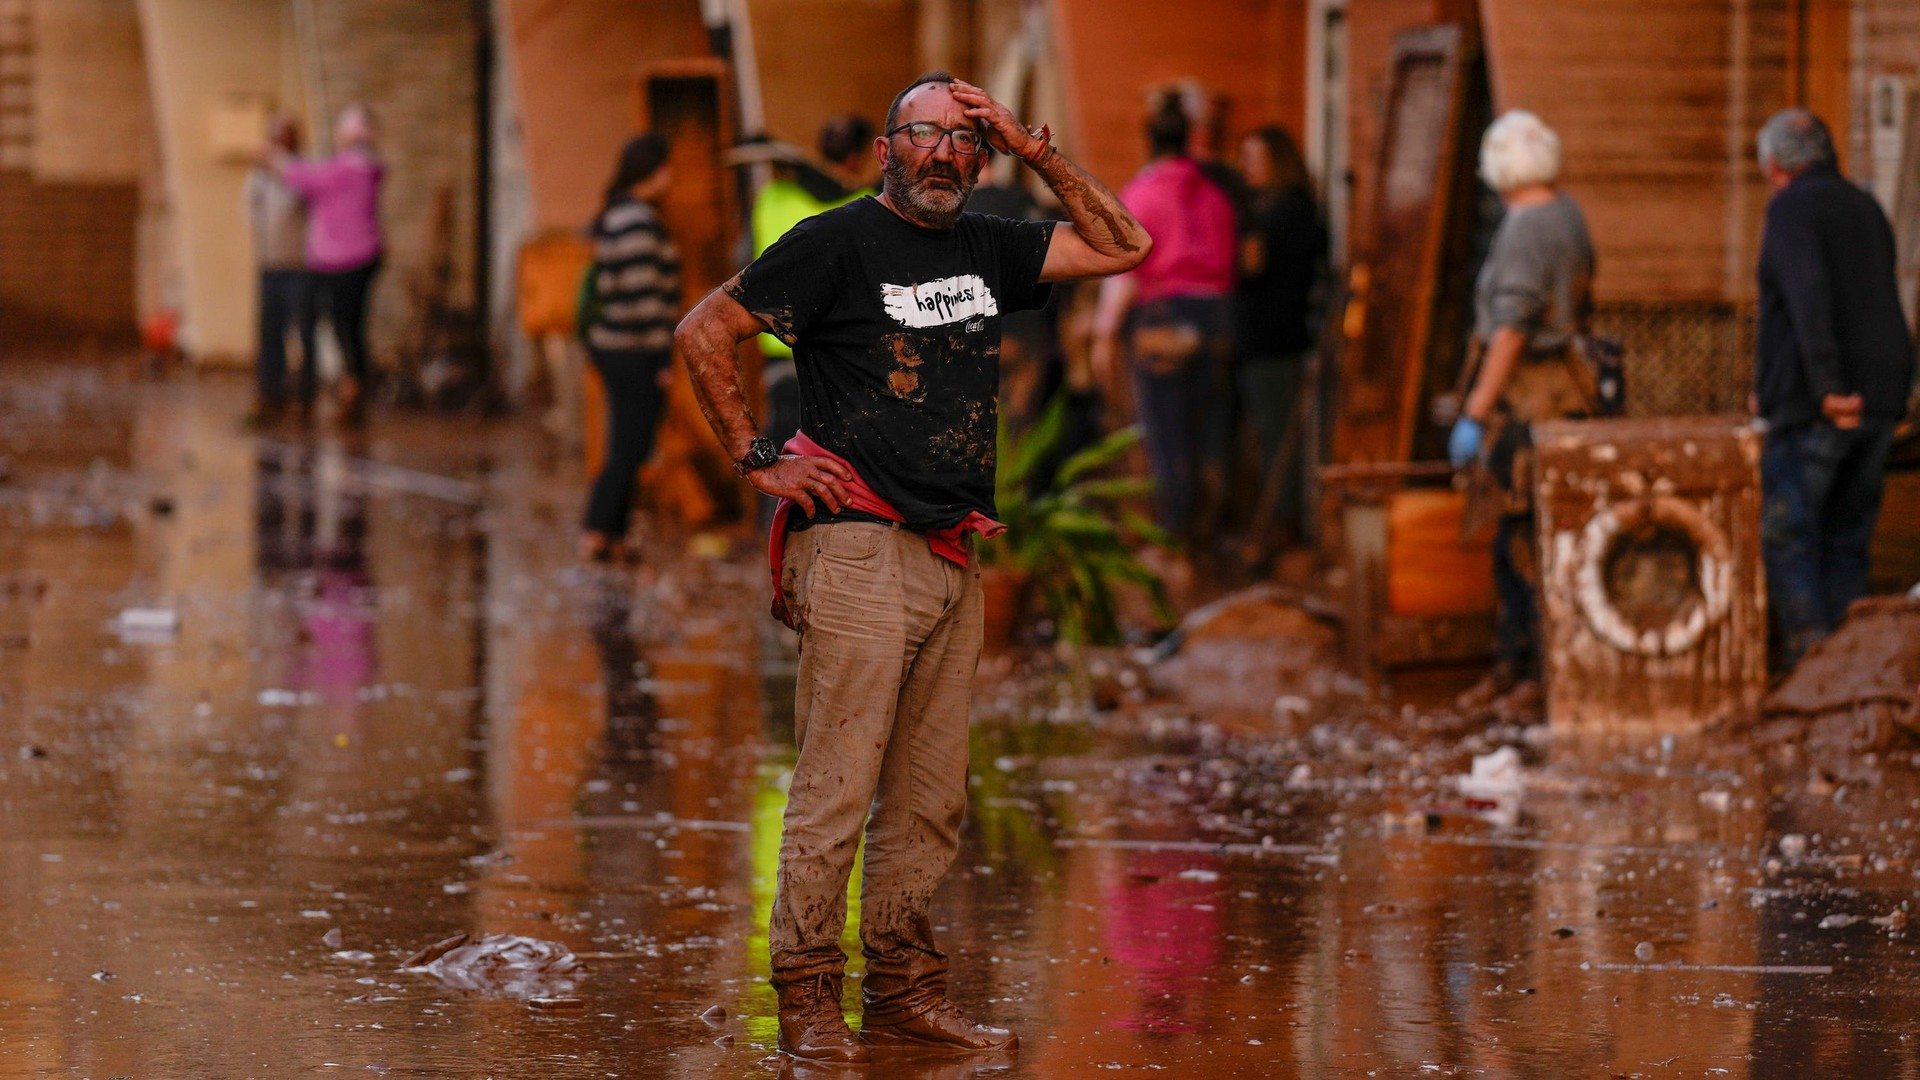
[1236,187,1326,358]
[726,196,1055,530]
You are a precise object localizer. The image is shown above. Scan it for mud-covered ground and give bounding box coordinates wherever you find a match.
[2,355,1918,1078]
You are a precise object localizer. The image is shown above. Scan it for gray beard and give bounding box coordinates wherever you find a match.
[883,158,973,229]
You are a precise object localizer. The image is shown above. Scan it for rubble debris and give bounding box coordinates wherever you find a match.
[1054,836,1327,857]
[401,932,584,1002]
[112,607,179,642]
[1748,597,1920,769]
[1147,586,1342,718]
[1587,963,1833,975]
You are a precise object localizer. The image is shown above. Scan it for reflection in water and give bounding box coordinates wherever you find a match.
[1100,851,1220,1035]
[2,362,1920,1076]
[589,588,656,774]
[257,445,377,702]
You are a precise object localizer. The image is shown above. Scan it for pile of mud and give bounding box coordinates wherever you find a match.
[1749,596,1920,775]
[1145,586,1347,721]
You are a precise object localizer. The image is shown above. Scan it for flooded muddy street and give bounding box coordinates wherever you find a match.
[3,357,1919,1078]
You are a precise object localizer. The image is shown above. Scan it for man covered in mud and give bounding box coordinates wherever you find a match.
[675,72,1149,1062]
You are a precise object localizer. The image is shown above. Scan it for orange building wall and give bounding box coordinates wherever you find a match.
[1049,0,1309,191]
[498,0,710,232]
[1479,0,1790,304]
[742,0,921,150]
[1792,0,1852,172]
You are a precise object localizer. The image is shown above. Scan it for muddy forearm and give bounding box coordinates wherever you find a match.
[1465,327,1527,421]
[674,293,762,461]
[1026,146,1147,259]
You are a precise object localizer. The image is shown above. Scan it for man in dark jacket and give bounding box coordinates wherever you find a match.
[1754,108,1915,666]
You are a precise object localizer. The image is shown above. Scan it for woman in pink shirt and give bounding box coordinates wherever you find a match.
[1092,95,1238,540]
[276,104,385,413]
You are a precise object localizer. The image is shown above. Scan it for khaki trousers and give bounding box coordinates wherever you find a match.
[770,521,982,1020]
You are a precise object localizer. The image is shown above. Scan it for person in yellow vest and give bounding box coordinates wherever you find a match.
[742,117,880,462]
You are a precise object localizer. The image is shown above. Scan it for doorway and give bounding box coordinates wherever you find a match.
[1307,0,1350,266]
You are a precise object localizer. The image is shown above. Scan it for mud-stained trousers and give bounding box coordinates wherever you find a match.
[771,521,982,1022]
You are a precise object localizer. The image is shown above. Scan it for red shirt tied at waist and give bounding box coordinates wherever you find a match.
[767,431,1005,629]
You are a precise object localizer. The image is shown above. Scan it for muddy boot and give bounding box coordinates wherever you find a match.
[1493,678,1544,722]
[1454,662,1519,714]
[861,957,1015,1054]
[860,998,1017,1054]
[776,973,868,1064]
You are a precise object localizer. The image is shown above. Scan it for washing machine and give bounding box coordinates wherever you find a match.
[1532,416,1767,731]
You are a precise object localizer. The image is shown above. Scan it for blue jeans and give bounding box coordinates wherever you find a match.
[1125,296,1232,538]
[1761,418,1897,666]
[257,268,317,406]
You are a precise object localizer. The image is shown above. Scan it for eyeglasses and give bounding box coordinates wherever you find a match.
[887,122,985,156]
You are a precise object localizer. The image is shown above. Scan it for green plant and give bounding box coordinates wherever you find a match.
[983,395,1174,646]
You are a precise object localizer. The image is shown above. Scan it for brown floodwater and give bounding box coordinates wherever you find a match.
[2,355,1918,1078]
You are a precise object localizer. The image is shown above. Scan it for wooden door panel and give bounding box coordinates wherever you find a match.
[1331,24,1475,467]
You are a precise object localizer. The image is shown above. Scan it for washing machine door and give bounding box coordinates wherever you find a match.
[1573,496,1734,657]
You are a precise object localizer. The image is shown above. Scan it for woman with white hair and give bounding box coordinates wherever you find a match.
[1449,109,1597,712]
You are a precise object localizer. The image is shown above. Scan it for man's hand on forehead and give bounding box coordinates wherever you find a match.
[949,80,1052,164]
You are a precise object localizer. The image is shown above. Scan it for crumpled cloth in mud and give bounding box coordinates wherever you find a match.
[401,932,584,1001]
[1451,746,1525,828]
[1458,746,1524,802]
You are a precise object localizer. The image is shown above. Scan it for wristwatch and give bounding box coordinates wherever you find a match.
[734,436,779,476]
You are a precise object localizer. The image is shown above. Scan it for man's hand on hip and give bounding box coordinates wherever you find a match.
[749,456,855,518]
[1821,392,1864,430]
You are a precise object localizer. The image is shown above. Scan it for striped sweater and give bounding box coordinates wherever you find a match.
[588,195,681,353]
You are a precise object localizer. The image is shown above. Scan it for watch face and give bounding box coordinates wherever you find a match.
[738,439,778,474]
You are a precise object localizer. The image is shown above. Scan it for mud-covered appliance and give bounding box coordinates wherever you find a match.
[1533,417,1766,731]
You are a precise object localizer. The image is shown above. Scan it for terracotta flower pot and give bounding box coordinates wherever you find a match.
[979,566,1033,653]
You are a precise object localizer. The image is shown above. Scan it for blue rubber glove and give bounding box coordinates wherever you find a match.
[1448,417,1484,469]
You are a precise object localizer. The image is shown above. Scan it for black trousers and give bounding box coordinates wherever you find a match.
[1492,513,1540,679]
[313,258,381,383]
[257,268,318,405]
[583,347,671,539]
